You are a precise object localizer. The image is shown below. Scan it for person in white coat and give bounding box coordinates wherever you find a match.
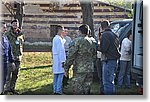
[118,30,132,88]
[52,25,66,95]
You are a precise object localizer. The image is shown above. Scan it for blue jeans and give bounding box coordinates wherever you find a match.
[3,62,8,86]
[118,60,131,87]
[53,73,64,94]
[1,62,8,92]
[102,60,117,95]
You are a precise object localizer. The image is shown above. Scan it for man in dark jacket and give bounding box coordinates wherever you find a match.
[4,19,24,94]
[99,20,120,95]
[0,22,16,94]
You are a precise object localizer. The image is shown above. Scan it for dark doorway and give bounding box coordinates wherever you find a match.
[50,25,58,41]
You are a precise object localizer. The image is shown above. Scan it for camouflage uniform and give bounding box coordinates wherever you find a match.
[64,34,97,95]
[4,28,24,92]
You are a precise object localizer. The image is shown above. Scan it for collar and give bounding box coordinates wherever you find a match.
[78,34,86,37]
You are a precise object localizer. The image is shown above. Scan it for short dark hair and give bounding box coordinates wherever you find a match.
[11,19,18,24]
[127,30,132,38]
[79,24,89,35]
[101,20,110,30]
[56,25,63,34]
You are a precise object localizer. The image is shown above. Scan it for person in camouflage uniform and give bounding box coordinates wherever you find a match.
[4,19,24,94]
[64,24,97,95]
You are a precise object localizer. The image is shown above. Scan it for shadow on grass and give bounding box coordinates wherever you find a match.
[20,83,54,95]
[17,81,141,95]
[17,66,141,95]
[20,65,52,70]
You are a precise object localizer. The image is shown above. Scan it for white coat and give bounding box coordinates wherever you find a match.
[52,35,66,74]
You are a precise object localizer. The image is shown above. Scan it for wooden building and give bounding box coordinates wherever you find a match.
[0,0,131,43]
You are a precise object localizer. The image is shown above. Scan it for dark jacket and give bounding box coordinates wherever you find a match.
[5,28,24,61]
[99,29,120,60]
[1,35,14,63]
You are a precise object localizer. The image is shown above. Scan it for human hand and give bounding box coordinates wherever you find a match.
[11,63,16,71]
[64,71,68,77]
[62,62,65,68]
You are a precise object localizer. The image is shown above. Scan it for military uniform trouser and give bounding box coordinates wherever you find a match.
[63,72,93,95]
[62,54,69,87]
[4,61,20,91]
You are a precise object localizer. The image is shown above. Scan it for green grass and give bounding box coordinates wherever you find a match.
[15,52,142,95]
[16,52,53,95]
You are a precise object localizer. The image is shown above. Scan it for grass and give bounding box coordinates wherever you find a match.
[15,52,142,95]
[17,52,53,95]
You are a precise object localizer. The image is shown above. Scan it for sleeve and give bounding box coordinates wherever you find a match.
[20,35,24,43]
[99,34,110,53]
[8,43,14,63]
[93,43,98,60]
[18,30,24,36]
[64,39,79,72]
[122,39,131,52]
[52,38,58,55]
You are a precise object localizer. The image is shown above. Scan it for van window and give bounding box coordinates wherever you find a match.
[139,1,143,21]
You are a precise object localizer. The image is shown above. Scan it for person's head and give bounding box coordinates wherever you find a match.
[127,30,132,41]
[101,20,110,31]
[11,19,19,30]
[63,29,69,36]
[79,24,90,35]
[0,21,7,33]
[56,25,64,37]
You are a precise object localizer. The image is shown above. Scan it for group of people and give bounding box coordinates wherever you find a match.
[0,19,24,95]
[52,20,132,95]
[0,19,132,95]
